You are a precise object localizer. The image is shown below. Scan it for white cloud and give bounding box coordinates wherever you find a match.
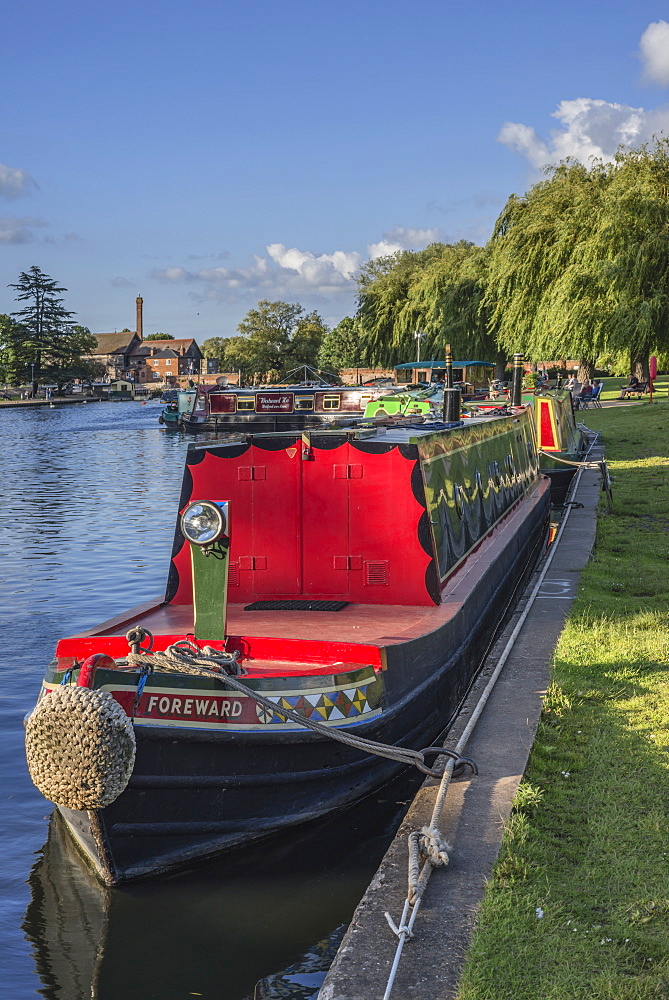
[0,216,46,243]
[639,20,669,86]
[498,97,669,168]
[383,225,441,248]
[367,226,442,260]
[0,163,36,199]
[367,239,404,259]
[266,243,361,287]
[150,227,442,305]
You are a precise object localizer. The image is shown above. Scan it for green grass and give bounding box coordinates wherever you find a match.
[596,374,668,401]
[456,400,669,1000]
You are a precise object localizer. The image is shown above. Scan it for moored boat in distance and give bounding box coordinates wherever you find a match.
[25,405,550,884]
[181,383,388,433]
[472,387,587,504]
[158,388,196,428]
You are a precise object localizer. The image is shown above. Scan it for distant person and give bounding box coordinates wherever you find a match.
[618,374,641,399]
[576,380,593,407]
[565,375,577,392]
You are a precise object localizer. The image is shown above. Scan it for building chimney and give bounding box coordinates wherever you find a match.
[136,296,143,340]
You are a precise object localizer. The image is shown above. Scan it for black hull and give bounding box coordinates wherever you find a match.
[58,482,550,884]
[543,466,578,506]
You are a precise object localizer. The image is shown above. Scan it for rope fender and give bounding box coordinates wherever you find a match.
[25,685,136,810]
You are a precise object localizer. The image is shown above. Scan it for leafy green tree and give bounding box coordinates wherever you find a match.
[486,143,669,381]
[0,314,29,385]
[43,325,105,390]
[596,142,669,379]
[355,245,445,366]
[234,300,328,381]
[317,316,365,375]
[144,332,174,340]
[355,243,506,376]
[486,162,611,381]
[201,337,227,361]
[8,266,98,393]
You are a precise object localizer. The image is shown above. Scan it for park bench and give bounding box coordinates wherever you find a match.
[619,381,648,399]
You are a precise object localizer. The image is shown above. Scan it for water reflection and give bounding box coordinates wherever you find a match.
[24,771,420,1000]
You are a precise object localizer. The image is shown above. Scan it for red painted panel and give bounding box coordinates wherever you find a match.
[301,441,350,596]
[247,444,300,595]
[170,439,433,608]
[539,399,556,449]
[348,445,432,604]
[54,633,382,672]
[209,393,237,413]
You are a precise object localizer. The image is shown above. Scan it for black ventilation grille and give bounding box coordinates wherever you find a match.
[243,600,349,612]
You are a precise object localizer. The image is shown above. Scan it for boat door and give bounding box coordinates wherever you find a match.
[235,439,352,599]
[300,441,352,597]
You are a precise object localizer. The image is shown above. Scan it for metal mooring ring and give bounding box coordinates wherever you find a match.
[416,746,478,778]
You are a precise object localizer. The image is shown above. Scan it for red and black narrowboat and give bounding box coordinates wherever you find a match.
[181,383,388,433]
[26,408,550,884]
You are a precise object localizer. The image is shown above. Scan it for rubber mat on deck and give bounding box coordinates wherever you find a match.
[243,600,349,612]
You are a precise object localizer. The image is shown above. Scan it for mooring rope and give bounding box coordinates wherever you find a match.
[537,448,602,469]
[124,632,468,777]
[380,431,602,1000]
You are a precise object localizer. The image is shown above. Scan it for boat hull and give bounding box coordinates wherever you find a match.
[55,478,550,884]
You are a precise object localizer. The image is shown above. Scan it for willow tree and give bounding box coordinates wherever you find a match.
[407,242,506,377]
[596,141,669,379]
[487,143,669,380]
[486,161,612,381]
[355,245,446,365]
[355,242,502,369]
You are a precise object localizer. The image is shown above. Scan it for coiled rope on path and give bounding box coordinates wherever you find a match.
[380,428,602,1000]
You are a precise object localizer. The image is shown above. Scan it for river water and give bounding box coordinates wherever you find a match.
[0,400,421,1000]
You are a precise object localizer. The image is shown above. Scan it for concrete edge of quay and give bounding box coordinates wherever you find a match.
[318,437,604,1000]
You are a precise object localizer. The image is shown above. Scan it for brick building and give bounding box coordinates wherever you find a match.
[85,297,203,384]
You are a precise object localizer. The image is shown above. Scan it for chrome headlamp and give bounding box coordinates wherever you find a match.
[181,500,228,548]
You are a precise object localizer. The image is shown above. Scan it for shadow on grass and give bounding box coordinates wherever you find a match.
[458,646,669,1000]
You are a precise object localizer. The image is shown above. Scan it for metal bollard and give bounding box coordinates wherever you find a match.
[442,388,461,423]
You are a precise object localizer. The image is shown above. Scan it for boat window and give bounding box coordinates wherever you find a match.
[489,461,501,488]
[396,369,412,384]
[210,393,237,413]
[295,396,314,410]
[237,398,255,411]
[505,454,516,479]
[322,395,341,410]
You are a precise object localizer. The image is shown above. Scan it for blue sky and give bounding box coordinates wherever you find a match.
[3,0,669,341]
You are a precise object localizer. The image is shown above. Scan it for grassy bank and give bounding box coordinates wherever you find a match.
[457,400,669,1000]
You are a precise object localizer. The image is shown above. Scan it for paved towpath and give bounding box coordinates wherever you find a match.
[319,437,605,1000]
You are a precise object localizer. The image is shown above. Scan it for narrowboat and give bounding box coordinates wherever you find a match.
[472,387,587,504]
[25,407,550,884]
[159,388,196,428]
[181,383,387,433]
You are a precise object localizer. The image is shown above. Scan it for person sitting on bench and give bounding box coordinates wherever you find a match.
[619,374,642,398]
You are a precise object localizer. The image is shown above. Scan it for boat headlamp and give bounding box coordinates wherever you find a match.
[181,500,228,548]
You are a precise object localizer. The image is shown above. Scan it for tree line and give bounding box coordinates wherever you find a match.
[353,140,669,381]
[0,266,104,393]
[207,140,669,384]
[8,142,669,390]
